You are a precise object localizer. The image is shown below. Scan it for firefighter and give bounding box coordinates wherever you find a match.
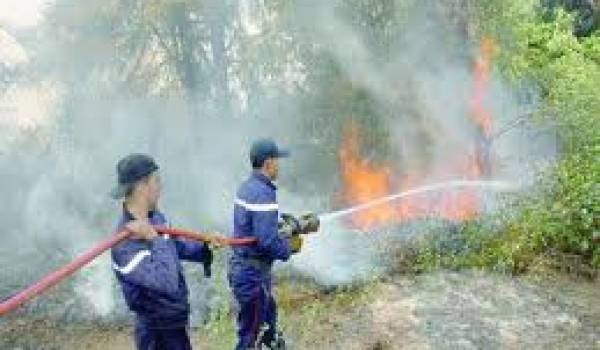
[110,154,213,350]
[228,139,303,349]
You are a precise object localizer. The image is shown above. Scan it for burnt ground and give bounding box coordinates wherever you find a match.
[1,271,599,350]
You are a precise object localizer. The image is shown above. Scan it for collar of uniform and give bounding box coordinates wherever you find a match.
[252,170,277,190]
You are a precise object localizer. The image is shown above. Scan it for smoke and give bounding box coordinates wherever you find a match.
[0,0,557,321]
[0,94,307,320]
[286,222,387,286]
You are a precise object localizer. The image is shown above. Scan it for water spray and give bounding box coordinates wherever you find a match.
[319,180,518,222]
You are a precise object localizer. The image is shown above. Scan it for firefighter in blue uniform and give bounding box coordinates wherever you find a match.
[228,139,303,350]
[110,154,213,350]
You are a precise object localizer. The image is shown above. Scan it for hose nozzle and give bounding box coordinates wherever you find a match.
[278,213,320,238]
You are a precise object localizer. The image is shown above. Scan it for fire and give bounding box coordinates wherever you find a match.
[337,38,497,230]
[338,125,482,230]
[338,122,396,228]
[470,37,497,137]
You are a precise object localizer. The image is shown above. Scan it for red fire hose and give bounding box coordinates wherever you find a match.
[0,226,256,317]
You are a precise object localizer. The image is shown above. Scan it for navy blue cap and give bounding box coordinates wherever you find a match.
[250,138,290,168]
[111,154,159,199]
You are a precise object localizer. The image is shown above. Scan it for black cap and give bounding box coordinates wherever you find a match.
[111,154,159,199]
[250,138,290,168]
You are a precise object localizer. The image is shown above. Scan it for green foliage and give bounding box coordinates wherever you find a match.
[416,1,600,274]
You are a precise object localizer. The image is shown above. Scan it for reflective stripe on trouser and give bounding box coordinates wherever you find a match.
[134,323,192,350]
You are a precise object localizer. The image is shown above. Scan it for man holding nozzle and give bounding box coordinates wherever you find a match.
[228,139,304,350]
[110,154,214,350]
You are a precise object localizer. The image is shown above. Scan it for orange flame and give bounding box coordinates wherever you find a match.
[337,38,497,231]
[338,124,482,230]
[470,37,497,137]
[338,122,397,228]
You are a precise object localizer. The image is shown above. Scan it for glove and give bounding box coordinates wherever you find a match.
[202,244,213,278]
[289,235,303,254]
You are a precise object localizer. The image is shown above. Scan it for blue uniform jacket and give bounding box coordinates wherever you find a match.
[232,171,291,264]
[111,208,210,329]
[229,172,291,301]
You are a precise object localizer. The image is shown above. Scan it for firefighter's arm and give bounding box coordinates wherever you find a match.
[253,210,292,261]
[173,239,211,263]
[173,239,213,277]
[250,194,292,261]
[159,214,213,275]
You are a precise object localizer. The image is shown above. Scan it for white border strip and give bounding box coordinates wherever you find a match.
[113,250,151,274]
[235,198,279,212]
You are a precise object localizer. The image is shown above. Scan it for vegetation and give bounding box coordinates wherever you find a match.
[415,1,600,274]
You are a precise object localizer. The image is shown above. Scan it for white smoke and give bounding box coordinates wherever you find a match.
[288,221,386,286]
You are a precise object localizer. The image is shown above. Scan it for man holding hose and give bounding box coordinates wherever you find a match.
[110,154,213,350]
[228,139,303,349]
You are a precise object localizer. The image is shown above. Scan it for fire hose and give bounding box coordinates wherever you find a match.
[0,226,255,317]
[0,213,319,317]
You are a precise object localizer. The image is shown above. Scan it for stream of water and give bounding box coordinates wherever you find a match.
[318,179,518,222]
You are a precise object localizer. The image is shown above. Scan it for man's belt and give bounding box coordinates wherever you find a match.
[237,256,272,273]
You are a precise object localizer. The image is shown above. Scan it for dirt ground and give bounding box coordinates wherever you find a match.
[2,271,599,350]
